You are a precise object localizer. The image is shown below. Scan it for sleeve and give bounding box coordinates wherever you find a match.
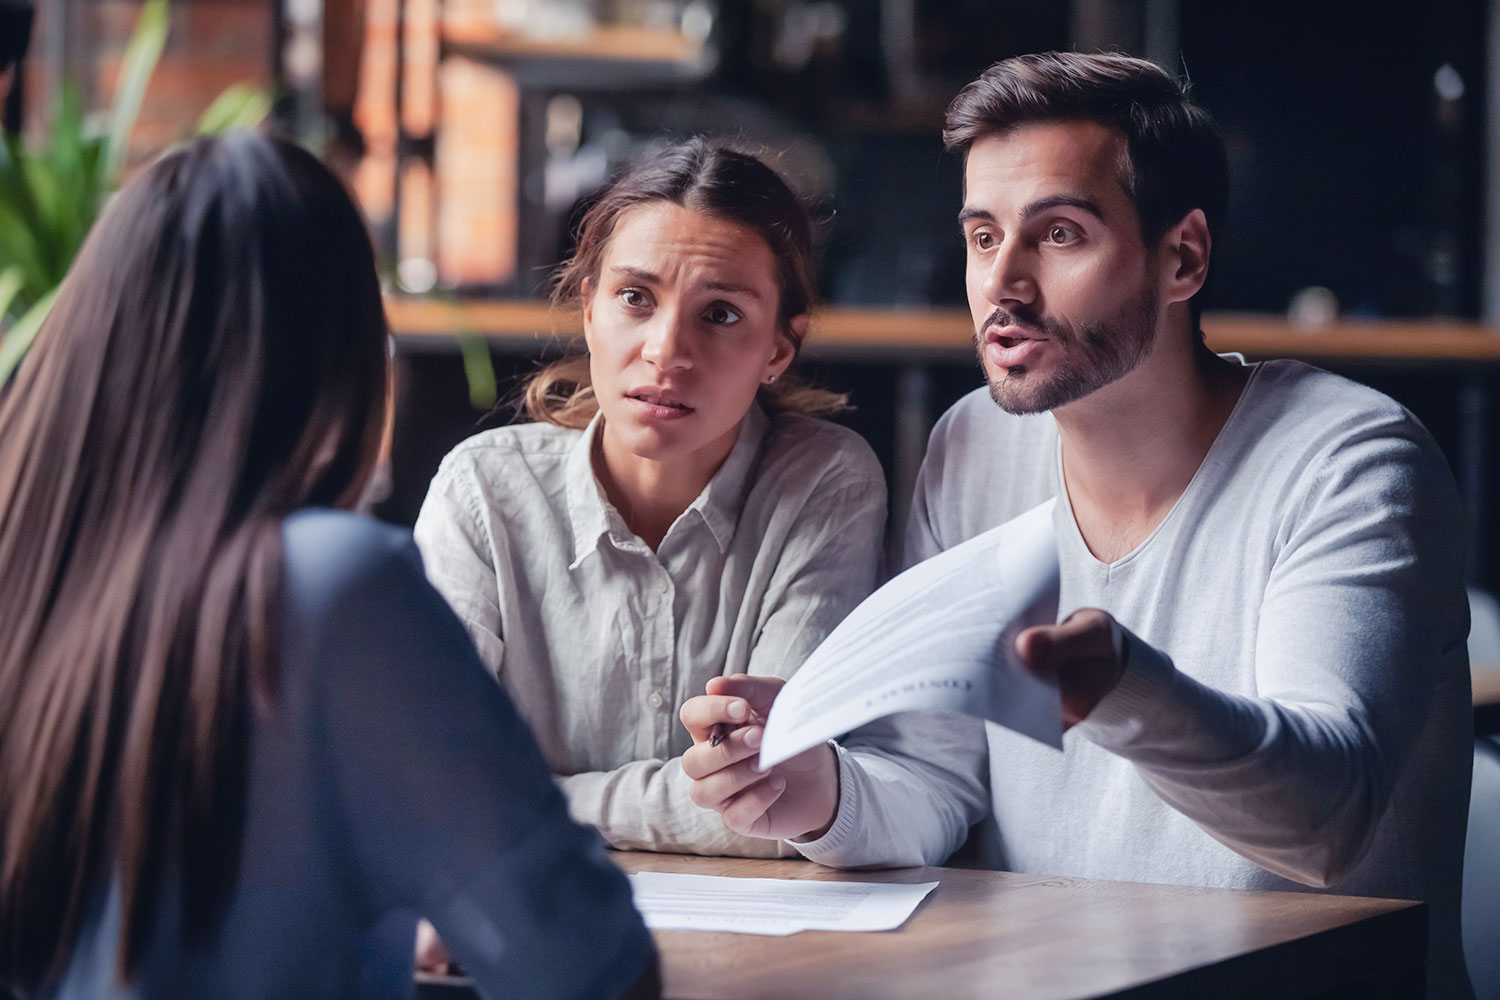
[793,713,992,868]
[794,422,991,869]
[412,462,506,674]
[559,450,890,858]
[311,536,654,1000]
[1072,418,1471,888]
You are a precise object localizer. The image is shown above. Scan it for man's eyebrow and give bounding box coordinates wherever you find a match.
[957,207,995,226]
[1020,195,1104,222]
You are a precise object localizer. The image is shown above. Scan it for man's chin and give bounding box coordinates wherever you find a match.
[987,369,1096,415]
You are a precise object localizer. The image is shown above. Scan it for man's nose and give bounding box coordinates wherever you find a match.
[982,242,1038,308]
[640,309,693,371]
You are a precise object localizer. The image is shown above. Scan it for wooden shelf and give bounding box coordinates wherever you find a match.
[441,24,705,67]
[387,298,1500,365]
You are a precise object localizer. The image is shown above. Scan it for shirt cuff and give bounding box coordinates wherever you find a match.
[1071,623,1177,750]
[787,740,860,862]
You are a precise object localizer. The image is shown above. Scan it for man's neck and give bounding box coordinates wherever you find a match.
[1053,336,1248,562]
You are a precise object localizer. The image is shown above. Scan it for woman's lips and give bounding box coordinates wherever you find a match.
[626,389,694,420]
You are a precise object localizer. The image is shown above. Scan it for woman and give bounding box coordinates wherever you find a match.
[414,139,887,856]
[0,133,654,1000]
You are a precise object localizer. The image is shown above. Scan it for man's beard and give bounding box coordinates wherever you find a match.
[973,284,1160,415]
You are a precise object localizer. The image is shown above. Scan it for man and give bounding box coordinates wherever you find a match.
[679,51,1472,997]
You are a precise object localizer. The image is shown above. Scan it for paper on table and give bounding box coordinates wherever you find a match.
[759,498,1063,769]
[628,871,938,935]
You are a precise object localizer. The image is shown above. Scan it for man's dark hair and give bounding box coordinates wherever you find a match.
[944,51,1229,325]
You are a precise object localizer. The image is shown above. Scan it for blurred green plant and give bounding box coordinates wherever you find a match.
[0,0,269,386]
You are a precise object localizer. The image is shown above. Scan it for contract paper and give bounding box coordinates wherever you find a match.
[759,498,1063,769]
[628,871,938,935]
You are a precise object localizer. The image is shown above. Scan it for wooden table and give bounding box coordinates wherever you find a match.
[610,851,1426,1000]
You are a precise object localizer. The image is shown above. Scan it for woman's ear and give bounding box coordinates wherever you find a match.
[580,277,596,350]
[1162,209,1211,306]
[769,314,805,379]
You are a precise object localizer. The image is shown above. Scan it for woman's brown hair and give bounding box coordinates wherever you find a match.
[0,132,388,991]
[525,138,846,427]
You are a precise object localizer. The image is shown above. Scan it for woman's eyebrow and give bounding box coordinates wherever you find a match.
[608,265,660,284]
[703,280,762,299]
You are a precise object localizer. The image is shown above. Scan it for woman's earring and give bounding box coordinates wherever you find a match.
[764,374,778,385]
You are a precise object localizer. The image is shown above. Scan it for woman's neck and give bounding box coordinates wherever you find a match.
[593,423,737,551]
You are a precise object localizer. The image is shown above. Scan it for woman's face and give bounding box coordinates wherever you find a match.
[584,201,799,471]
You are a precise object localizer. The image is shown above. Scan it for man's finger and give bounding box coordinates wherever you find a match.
[1016,610,1114,669]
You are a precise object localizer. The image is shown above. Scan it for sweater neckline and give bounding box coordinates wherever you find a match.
[1051,359,1264,573]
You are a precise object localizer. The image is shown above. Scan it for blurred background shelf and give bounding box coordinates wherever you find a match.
[389,299,1500,363]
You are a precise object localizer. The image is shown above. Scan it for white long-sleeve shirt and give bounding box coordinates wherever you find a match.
[415,404,887,856]
[796,360,1473,998]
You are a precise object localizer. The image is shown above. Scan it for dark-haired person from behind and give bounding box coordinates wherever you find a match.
[0,131,656,1000]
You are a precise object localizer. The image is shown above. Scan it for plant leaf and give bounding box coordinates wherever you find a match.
[0,267,23,323]
[457,334,498,410]
[104,0,169,184]
[0,286,58,388]
[195,84,271,136]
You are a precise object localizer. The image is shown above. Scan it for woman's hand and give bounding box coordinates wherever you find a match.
[679,674,840,841]
[414,919,452,973]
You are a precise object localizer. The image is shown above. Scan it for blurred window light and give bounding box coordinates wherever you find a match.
[1434,63,1465,102]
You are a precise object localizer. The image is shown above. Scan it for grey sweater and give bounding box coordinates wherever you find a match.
[797,360,1473,999]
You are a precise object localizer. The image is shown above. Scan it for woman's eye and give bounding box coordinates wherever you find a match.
[704,304,742,326]
[619,288,650,308]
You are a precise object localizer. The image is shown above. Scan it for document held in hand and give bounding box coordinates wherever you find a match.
[758,498,1063,769]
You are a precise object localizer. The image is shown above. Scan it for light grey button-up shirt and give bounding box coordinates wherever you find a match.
[414,404,887,856]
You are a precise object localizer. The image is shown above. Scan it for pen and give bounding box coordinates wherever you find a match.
[708,722,730,748]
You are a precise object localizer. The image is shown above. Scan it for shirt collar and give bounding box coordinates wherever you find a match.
[565,412,619,569]
[563,403,771,566]
[690,402,769,553]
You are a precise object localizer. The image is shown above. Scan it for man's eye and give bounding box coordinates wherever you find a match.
[704,304,742,326]
[1045,225,1078,245]
[970,231,996,251]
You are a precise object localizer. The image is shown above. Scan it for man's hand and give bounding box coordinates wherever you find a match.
[679,674,840,841]
[1015,608,1124,729]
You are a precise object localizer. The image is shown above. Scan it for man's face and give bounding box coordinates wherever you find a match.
[960,121,1162,415]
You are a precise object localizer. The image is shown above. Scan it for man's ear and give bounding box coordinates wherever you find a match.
[1162,208,1211,306]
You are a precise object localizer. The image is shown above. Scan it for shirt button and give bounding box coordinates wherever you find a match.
[657,577,670,594]
[647,691,665,710]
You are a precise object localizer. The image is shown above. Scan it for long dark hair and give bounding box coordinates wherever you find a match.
[0,131,389,991]
[525,138,846,427]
